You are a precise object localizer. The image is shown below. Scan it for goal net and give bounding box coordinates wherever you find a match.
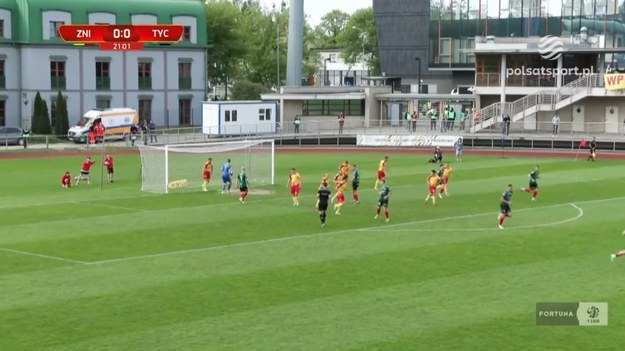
[139,139,275,193]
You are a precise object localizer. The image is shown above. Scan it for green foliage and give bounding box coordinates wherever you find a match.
[41,99,51,134]
[31,92,52,134]
[337,7,380,75]
[53,91,69,136]
[312,9,350,48]
[230,80,272,100]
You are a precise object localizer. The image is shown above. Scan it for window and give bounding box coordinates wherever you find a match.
[224,110,237,122]
[0,20,4,38]
[50,61,66,90]
[0,100,5,126]
[96,98,110,109]
[179,98,192,125]
[49,21,64,38]
[96,61,110,90]
[0,60,5,89]
[225,110,230,122]
[178,62,191,89]
[259,108,271,121]
[138,98,151,122]
[182,26,191,42]
[138,62,151,90]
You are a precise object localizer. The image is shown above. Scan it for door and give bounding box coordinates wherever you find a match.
[605,106,618,134]
[389,103,400,127]
[572,105,584,132]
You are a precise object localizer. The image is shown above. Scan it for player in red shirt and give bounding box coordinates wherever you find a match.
[202,158,213,191]
[95,122,105,143]
[75,156,96,185]
[104,154,114,182]
[374,156,389,190]
[61,171,71,188]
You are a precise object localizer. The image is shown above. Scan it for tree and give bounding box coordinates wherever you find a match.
[230,80,272,100]
[312,10,350,48]
[30,92,44,133]
[54,91,69,136]
[337,7,380,75]
[205,0,249,90]
[41,99,51,135]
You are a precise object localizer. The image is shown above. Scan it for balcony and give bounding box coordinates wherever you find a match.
[96,77,110,90]
[138,77,152,90]
[179,77,191,90]
[0,75,5,89]
[51,76,66,90]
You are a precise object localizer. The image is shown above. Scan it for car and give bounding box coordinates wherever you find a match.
[0,127,25,146]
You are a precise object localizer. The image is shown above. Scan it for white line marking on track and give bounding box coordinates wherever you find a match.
[0,247,88,265]
[379,203,584,232]
[85,196,617,266]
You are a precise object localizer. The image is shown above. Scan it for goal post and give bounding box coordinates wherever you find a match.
[139,139,275,193]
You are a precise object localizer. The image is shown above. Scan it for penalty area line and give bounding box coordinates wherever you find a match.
[378,203,584,232]
[0,247,88,265]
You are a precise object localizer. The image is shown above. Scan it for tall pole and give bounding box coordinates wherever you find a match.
[415,57,421,93]
[277,17,280,92]
[286,0,304,86]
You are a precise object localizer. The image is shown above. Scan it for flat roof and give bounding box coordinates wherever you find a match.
[375,93,478,101]
[261,93,366,100]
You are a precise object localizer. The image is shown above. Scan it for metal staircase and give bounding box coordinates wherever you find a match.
[471,74,602,133]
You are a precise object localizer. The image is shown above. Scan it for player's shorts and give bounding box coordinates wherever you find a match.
[239,186,248,192]
[290,184,300,196]
[441,177,448,185]
[80,171,90,176]
[222,175,231,183]
[500,202,511,213]
[456,149,463,156]
[377,171,385,180]
[429,185,437,195]
[62,179,71,186]
[337,193,345,203]
[318,201,328,211]
[107,167,114,174]
[352,182,359,191]
[203,171,211,181]
[378,198,389,207]
[529,181,538,190]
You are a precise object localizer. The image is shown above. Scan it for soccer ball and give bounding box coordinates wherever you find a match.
[622,230,625,236]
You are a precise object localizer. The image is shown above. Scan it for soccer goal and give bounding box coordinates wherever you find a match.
[139,139,275,193]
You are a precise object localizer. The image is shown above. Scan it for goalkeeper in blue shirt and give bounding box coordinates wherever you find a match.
[221,159,233,194]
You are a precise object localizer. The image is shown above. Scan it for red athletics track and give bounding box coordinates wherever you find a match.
[1,146,625,160]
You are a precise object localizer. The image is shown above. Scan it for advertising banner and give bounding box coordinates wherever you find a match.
[604,74,625,90]
[357,135,461,148]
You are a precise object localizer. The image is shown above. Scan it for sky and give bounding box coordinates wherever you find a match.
[257,0,373,27]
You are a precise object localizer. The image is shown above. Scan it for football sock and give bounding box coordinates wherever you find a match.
[242,192,248,201]
[222,184,227,192]
[533,191,538,198]
[616,251,625,257]
[384,210,389,219]
[227,183,231,191]
[202,180,208,189]
[524,188,531,193]
[353,193,359,202]
[376,207,381,215]
[440,187,444,194]
[319,213,323,223]
[499,215,505,225]
[321,212,326,223]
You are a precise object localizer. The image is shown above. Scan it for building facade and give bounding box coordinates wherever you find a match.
[373,0,625,93]
[314,48,369,87]
[0,0,207,129]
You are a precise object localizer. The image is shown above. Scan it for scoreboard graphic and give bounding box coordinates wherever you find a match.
[59,25,184,51]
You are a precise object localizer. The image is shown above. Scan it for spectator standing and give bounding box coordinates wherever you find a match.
[129,123,138,146]
[411,111,418,132]
[502,114,511,136]
[441,107,448,133]
[459,109,467,131]
[552,112,560,136]
[148,120,157,143]
[337,112,345,134]
[95,121,105,143]
[429,109,437,131]
[294,116,301,134]
[448,107,456,131]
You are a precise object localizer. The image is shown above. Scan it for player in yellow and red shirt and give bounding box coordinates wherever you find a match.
[332,174,348,215]
[75,156,96,186]
[424,169,441,206]
[202,158,213,192]
[438,163,452,197]
[339,160,350,179]
[287,168,302,206]
[104,154,114,183]
[374,156,389,190]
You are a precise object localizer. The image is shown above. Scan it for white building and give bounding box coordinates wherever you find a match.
[315,48,369,87]
[0,0,207,129]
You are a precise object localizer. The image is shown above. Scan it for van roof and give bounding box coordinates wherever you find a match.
[83,108,137,118]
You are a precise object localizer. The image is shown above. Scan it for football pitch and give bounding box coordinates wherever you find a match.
[1,150,624,350]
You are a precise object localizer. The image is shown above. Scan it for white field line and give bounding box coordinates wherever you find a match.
[75,202,151,213]
[0,247,88,265]
[381,203,584,232]
[85,197,617,266]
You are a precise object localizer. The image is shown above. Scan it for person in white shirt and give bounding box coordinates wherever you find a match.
[552,113,560,136]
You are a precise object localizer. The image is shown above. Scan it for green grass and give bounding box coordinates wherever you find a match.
[1,151,625,350]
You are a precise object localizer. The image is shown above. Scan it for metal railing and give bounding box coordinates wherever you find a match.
[472,74,602,132]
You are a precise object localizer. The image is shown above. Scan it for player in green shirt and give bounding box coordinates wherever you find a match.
[521,165,539,201]
[498,184,513,229]
[237,167,248,204]
[374,179,391,222]
[352,164,360,204]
